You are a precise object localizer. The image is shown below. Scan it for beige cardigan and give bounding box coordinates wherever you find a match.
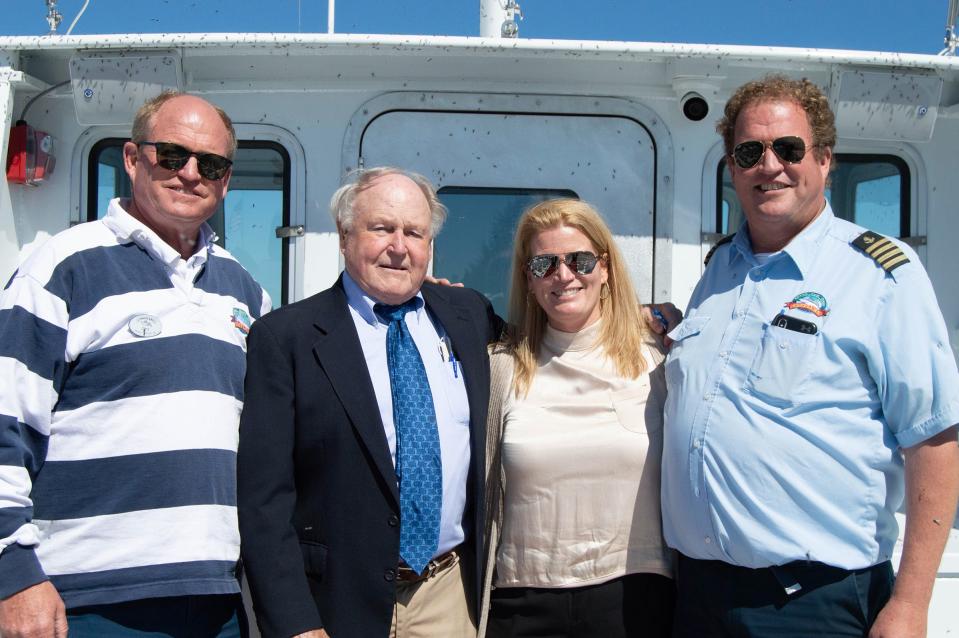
[477,336,668,637]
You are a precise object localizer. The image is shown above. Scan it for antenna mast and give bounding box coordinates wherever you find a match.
[44,0,63,34]
[942,0,959,55]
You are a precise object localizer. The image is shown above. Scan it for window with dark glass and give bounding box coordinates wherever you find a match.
[435,187,577,318]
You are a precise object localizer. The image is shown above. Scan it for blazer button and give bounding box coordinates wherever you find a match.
[388,514,399,527]
[384,568,396,582]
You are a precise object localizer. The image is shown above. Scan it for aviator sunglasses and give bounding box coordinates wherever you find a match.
[138,141,233,180]
[527,251,603,278]
[731,135,810,169]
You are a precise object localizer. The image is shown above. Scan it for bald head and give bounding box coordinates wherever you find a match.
[132,91,237,159]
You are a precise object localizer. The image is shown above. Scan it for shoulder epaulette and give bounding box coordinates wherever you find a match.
[852,230,910,273]
[704,234,734,267]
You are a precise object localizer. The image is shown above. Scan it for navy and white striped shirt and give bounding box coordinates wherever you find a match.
[0,199,271,606]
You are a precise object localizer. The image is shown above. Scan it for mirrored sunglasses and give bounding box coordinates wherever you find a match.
[527,251,602,278]
[732,136,808,169]
[138,141,233,180]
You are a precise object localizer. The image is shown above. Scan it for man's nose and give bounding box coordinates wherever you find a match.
[387,231,408,254]
[757,144,786,172]
[177,156,202,180]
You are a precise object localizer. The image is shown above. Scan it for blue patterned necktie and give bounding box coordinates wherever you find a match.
[374,299,442,574]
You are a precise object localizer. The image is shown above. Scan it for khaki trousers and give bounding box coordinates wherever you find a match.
[390,552,476,638]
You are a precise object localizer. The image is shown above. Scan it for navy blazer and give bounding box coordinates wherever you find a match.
[238,276,502,638]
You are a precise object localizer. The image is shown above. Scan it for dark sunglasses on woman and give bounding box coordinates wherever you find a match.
[527,251,603,278]
[137,141,233,180]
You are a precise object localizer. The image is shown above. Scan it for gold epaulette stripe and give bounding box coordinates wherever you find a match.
[878,252,910,270]
[852,230,910,273]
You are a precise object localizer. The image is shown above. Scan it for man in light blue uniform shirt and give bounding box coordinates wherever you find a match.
[663,75,959,637]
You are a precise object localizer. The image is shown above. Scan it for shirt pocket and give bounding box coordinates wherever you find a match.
[611,378,662,434]
[664,315,710,389]
[441,348,472,428]
[745,322,817,407]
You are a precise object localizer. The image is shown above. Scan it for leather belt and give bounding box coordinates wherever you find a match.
[396,548,460,583]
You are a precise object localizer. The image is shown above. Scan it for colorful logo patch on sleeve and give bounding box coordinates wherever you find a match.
[231,307,252,336]
[784,292,829,317]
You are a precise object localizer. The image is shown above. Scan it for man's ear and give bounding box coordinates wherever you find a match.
[219,166,233,193]
[122,141,139,181]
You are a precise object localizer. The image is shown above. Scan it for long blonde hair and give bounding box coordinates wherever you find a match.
[507,199,648,396]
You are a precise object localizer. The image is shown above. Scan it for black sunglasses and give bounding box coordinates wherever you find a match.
[138,141,233,180]
[527,251,603,278]
[732,136,809,169]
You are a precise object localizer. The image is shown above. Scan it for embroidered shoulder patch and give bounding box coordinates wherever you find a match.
[852,230,910,273]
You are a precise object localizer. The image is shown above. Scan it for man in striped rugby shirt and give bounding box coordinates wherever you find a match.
[0,92,269,637]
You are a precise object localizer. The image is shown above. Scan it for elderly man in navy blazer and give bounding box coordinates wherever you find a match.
[238,167,502,638]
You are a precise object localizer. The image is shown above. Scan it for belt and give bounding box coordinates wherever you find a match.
[396,548,460,583]
[678,554,892,597]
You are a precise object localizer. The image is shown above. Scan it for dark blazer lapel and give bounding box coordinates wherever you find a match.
[312,279,399,506]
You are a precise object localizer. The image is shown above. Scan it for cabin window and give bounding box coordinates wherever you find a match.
[435,186,577,317]
[88,139,291,306]
[716,154,910,239]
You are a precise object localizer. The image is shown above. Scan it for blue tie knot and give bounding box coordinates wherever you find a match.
[374,299,420,324]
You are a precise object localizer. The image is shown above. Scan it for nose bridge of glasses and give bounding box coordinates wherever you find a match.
[758,140,786,169]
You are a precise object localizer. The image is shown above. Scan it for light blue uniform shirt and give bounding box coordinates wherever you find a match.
[662,204,959,570]
[342,271,471,558]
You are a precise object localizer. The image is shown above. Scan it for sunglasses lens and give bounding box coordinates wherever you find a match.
[733,141,765,168]
[528,252,600,278]
[771,136,806,163]
[570,251,598,275]
[197,155,231,180]
[733,137,808,168]
[528,255,558,278]
[153,143,189,171]
[147,142,231,180]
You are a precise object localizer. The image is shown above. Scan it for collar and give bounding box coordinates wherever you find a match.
[543,318,602,353]
[728,201,834,278]
[102,198,216,268]
[342,269,425,327]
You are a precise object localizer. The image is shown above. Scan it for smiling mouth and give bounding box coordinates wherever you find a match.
[758,183,790,192]
[552,288,582,298]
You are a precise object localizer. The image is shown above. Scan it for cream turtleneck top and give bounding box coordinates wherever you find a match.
[494,320,672,588]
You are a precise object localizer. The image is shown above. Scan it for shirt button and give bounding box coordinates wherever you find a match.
[704,536,712,544]
[692,440,701,449]
[694,488,700,497]
[384,568,396,582]
[388,514,399,527]
[737,310,745,318]
[703,393,711,401]
[720,351,728,358]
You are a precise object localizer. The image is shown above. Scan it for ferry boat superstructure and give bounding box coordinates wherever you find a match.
[1,3,958,633]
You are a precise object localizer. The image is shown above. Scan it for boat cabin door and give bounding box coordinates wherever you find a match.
[345,93,675,317]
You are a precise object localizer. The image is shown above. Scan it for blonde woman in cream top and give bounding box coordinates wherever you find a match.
[480,199,674,638]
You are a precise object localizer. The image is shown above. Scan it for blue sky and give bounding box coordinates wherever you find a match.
[3,0,954,54]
